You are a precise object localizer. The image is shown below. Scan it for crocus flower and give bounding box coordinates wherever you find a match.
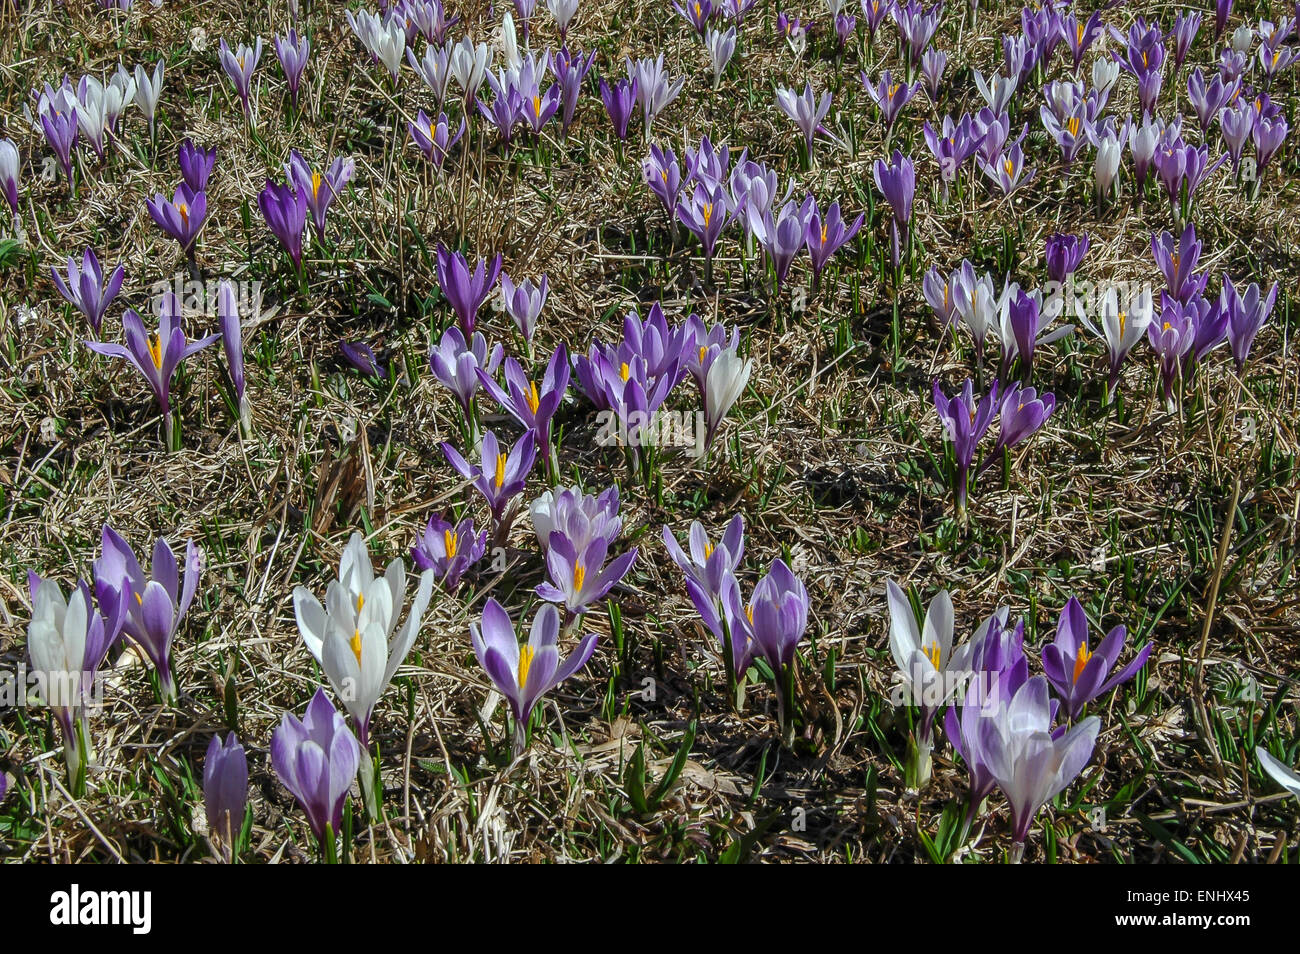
[37,87,79,184]
[932,378,998,514]
[1186,69,1239,132]
[274,29,310,106]
[1223,276,1278,372]
[219,38,264,121]
[920,48,946,100]
[547,0,580,40]
[629,54,684,139]
[471,600,597,754]
[550,47,594,133]
[436,245,502,334]
[51,248,125,335]
[702,348,751,450]
[1170,10,1202,71]
[409,110,465,170]
[203,734,248,860]
[861,0,892,36]
[1219,99,1255,172]
[83,293,219,432]
[286,151,354,243]
[676,183,734,267]
[1150,224,1207,304]
[804,199,863,282]
[217,279,248,429]
[412,513,486,591]
[0,138,18,214]
[536,521,637,616]
[529,484,624,556]
[429,326,503,415]
[1079,284,1154,398]
[1215,0,1233,40]
[706,26,737,87]
[71,76,109,162]
[257,179,307,271]
[1094,126,1126,199]
[873,150,915,266]
[775,82,834,160]
[442,430,536,522]
[990,383,1055,457]
[478,345,570,456]
[642,143,682,211]
[923,115,978,196]
[886,579,969,784]
[1060,10,1103,70]
[147,185,207,255]
[862,71,920,133]
[339,340,385,378]
[758,196,812,290]
[132,60,165,136]
[92,526,201,703]
[1148,294,1196,405]
[178,139,216,193]
[1041,597,1152,722]
[1253,114,1289,176]
[499,273,547,343]
[981,142,1035,196]
[748,558,809,675]
[271,688,362,849]
[1257,747,1300,801]
[662,514,745,600]
[408,43,455,105]
[1152,140,1227,212]
[600,76,638,141]
[674,0,715,32]
[449,38,492,105]
[981,676,1100,856]
[1044,233,1088,284]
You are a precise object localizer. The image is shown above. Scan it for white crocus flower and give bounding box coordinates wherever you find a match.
[703,348,751,452]
[706,26,737,89]
[529,489,557,550]
[547,0,580,36]
[1257,747,1300,800]
[373,18,407,81]
[1091,58,1119,97]
[106,65,136,131]
[956,271,999,350]
[973,70,1017,114]
[1079,284,1152,396]
[74,76,110,159]
[1231,24,1254,53]
[450,38,492,103]
[133,60,165,135]
[1094,131,1123,196]
[500,11,522,72]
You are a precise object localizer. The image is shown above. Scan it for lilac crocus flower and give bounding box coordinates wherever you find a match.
[286,151,355,242]
[51,248,125,335]
[674,0,715,33]
[990,382,1055,458]
[1171,11,1202,71]
[676,183,733,267]
[1044,233,1088,284]
[536,524,638,616]
[1223,276,1278,372]
[37,90,79,185]
[707,26,738,88]
[499,272,547,342]
[862,71,919,133]
[441,430,536,522]
[178,140,216,193]
[861,0,892,37]
[663,514,745,601]
[1042,597,1152,722]
[93,526,202,703]
[409,110,465,170]
[873,150,915,267]
[1186,69,1240,133]
[218,38,264,121]
[435,245,502,334]
[759,196,812,290]
[471,600,597,754]
[748,558,809,674]
[274,29,310,106]
[412,513,486,591]
[270,688,362,849]
[804,199,863,282]
[257,179,307,270]
[429,326,503,415]
[629,54,685,139]
[997,285,1070,384]
[83,293,219,432]
[920,49,946,100]
[339,340,385,378]
[932,378,998,514]
[980,676,1100,856]
[550,47,594,133]
[217,279,248,427]
[477,344,570,454]
[775,82,833,160]
[0,138,18,214]
[893,0,943,63]
[1149,293,1197,405]
[1215,0,1233,40]
[1253,114,1289,176]
[147,185,207,255]
[923,115,978,196]
[1150,224,1207,304]
[642,143,682,212]
[1060,11,1103,70]
[530,484,624,556]
[1219,99,1255,173]
[203,733,248,859]
[1152,140,1227,211]
[600,77,638,141]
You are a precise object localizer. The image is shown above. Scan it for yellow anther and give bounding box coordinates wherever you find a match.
[494,452,506,489]
[619,361,630,382]
[573,562,586,592]
[147,332,163,369]
[518,644,534,687]
[311,171,322,199]
[444,528,458,558]
[1072,641,1092,683]
[923,643,942,669]
[351,629,363,665]
[525,380,540,414]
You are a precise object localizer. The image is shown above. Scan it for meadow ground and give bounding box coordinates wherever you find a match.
[0,0,1297,864]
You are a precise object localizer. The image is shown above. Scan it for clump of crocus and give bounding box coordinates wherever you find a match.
[26,572,124,793]
[412,513,486,591]
[471,600,597,758]
[435,245,502,334]
[628,53,685,139]
[979,676,1100,862]
[271,688,362,862]
[536,490,638,618]
[203,734,248,863]
[93,525,202,704]
[1041,597,1152,721]
[51,249,125,335]
[83,292,220,448]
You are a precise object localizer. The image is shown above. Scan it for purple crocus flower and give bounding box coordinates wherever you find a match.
[676,183,734,266]
[804,199,863,281]
[1186,69,1241,133]
[339,340,386,378]
[748,558,809,674]
[1060,11,1103,70]
[862,70,920,132]
[933,378,998,514]
[1044,233,1088,284]
[471,600,597,754]
[93,525,202,703]
[442,429,536,522]
[759,196,812,290]
[83,293,219,429]
[861,0,893,37]
[204,733,248,859]
[980,676,1100,854]
[1215,0,1233,40]
[1219,99,1255,173]
[477,344,570,454]
[873,150,915,267]
[1223,275,1278,372]
[0,138,18,213]
[550,47,595,134]
[257,179,307,270]
[990,382,1055,456]
[37,91,79,185]
[536,524,638,616]
[412,513,486,591]
[1148,294,1197,405]
[1253,113,1289,176]
[1152,139,1227,211]
[1170,11,1202,71]
[893,0,943,64]
[997,285,1069,383]
[673,0,715,33]
[642,143,682,212]
[600,76,638,141]
[147,185,207,255]
[409,110,465,170]
[51,248,125,335]
[1041,597,1152,722]
[270,688,362,847]
[274,29,311,106]
[286,151,355,242]
[178,139,216,193]
[499,272,547,342]
[435,245,503,334]
[219,38,264,121]
[663,514,745,601]
[217,279,248,425]
[920,49,946,100]
[429,326,503,415]
[923,115,978,196]
[1150,224,1207,304]
[775,82,833,160]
